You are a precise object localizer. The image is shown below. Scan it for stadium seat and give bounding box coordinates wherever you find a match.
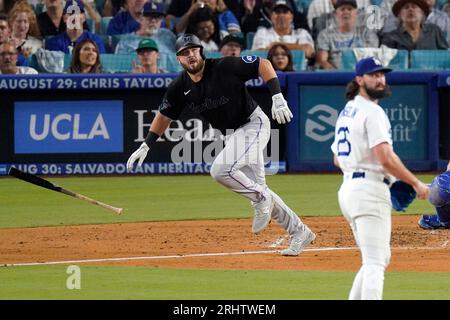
[98,34,113,53]
[100,16,113,35]
[341,48,409,70]
[241,49,306,71]
[159,52,182,73]
[64,54,72,71]
[100,53,137,73]
[32,2,45,15]
[205,51,222,59]
[410,50,450,70]
[86,18,96,34]
[246,32,255,50]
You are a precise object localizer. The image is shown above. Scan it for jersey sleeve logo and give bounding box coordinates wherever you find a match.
[242,55,258,64]
[159,98,171,111]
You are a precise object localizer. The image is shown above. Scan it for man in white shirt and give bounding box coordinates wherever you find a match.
[307,0,370,29]
[0,41,38,74]
[251,0,315,58]
[331,57,429,299]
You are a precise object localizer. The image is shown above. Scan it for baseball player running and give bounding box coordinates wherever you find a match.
[127,34,315,256]
[331,57,429,300]
[419,161,450,229]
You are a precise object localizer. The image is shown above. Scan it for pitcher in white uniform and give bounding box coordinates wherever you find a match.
[331,57,429,300]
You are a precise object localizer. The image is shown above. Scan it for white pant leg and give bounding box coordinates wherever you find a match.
[210,108,271,203]
[338,179,392,300]
[270,190,305,235]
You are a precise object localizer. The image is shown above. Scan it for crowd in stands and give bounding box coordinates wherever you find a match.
[0,0,450,74]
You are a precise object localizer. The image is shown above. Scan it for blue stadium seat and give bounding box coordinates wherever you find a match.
[241,49,306,71]
[341,49,409,70]
[246,32,255,50]
[100,53,136,73]
[86,18,96,34]
[100,16,113,35]
[410,50,450,70]
[159,52,182,73]
[64,54,72,70]
[205,51,222,59]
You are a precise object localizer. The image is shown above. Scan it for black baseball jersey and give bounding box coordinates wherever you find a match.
[159,56,260,134]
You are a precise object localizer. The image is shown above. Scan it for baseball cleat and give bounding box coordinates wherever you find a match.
[252,194,274,234]
[281,226,316,256]
[418,214,450,230]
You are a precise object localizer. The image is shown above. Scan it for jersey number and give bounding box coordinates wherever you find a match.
[337,127,351,156]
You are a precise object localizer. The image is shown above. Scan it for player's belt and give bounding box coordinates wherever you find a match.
[351,172,390,185]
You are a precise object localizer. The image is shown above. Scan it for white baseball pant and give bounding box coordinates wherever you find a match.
[338,177,392,300]
[210,107,305,235]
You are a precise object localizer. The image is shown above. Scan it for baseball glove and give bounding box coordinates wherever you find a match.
[390,180,417,212]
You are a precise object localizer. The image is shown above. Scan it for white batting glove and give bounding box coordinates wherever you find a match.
[271,93,293,124]
[126,142,150,171]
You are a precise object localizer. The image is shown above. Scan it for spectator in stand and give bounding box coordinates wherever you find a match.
[115,1,176,54]
[267,42,295,71]
[0,40,38,73]
[316,0,379,69]
[37,0,65,37]
[251,0,314,59]
[381,0,448,49]
[68,38,104,73]
[46,0,106,54]
[381,0,450,43]
[38,0,100,37]
[311,0,371,41]
[236,0,310,35]
[219,32,245,56]
[173,0,241,38]
[0,0,16,14]
[0,12,28,66]
[107,0,147,35]
[307,0,370,30]
[186,6,221,51]
[132,38,167,73]
[443,0,450,16]
[8,1,42,57]
[102,0,126,17]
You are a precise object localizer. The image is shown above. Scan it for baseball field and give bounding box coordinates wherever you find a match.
[0,173,449,300]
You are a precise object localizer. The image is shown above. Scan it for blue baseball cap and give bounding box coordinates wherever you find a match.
[355,57,392,76]
[143,1,165,16]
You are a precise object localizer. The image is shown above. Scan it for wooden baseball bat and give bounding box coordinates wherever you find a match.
[8,167,123,215]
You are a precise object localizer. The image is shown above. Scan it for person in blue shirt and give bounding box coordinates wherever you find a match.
[115,1,176,54]
[106,0,147,35]
[173,0,242,38]
[46,0,106,54]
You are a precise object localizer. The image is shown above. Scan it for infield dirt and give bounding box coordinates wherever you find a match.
[1,215,449,272]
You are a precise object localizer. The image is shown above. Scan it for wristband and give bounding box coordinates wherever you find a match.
[144,131,160,148]
[267,77,282,96]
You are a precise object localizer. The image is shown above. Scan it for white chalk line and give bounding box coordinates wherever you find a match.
[1,245,446,267]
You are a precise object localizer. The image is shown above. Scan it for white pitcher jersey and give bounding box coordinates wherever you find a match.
[331,95,393,175]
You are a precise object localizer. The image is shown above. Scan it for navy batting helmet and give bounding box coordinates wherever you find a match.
[175,34,205,59]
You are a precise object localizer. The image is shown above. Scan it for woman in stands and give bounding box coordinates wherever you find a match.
[186,6,221,51]
[267,42,294,71]
[8,1,42,57]
[69,38,104,73]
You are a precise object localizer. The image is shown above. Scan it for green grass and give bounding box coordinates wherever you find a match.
[0,174,436,228]
[0,174,445,300]
[0,265,448,300]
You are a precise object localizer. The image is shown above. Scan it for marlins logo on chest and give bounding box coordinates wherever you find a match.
[187,96,230,113]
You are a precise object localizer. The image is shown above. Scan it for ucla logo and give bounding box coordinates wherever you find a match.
[242,55,257,63]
